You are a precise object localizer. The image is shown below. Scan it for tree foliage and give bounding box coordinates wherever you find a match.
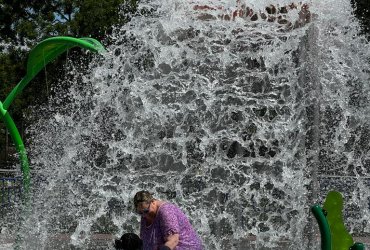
[0,0,137,45]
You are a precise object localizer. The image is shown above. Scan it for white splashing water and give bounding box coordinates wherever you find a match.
[12,0,370,249]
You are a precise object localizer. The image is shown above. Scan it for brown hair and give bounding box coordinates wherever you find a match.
[133,191,154,208]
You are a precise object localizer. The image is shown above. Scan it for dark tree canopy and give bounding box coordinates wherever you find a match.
[0,0,136,45]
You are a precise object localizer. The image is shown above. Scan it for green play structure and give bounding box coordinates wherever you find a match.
[0,36,106,200]
[311,191,366,250]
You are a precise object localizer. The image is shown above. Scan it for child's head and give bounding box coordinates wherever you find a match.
[114,233,143,250]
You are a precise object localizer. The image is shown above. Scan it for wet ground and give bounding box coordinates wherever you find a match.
[0,234,369,249]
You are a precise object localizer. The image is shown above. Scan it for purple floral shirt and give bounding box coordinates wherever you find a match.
[140,202,203,250]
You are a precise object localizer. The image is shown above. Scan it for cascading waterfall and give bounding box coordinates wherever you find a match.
[12,0,370,249]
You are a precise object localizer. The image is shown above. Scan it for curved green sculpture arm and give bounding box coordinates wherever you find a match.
[311,205,332,250]
[0,102,30,193]
[0,36,106,196]
[3,37,106,110]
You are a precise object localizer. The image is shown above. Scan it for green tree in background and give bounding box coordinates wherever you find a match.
[1,0,59,45]
[0,0,137,45]
[71,0,136,41]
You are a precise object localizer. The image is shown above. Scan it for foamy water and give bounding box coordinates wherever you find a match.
[4,0,369,249]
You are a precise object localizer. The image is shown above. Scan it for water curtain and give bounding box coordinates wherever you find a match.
[17,1,370,249]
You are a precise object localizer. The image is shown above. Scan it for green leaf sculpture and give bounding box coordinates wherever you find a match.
[323,191,354,250]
